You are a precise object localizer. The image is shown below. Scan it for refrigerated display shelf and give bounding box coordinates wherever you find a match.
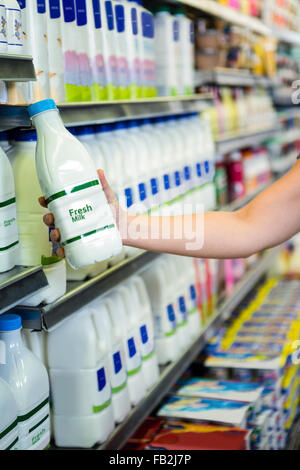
[0,53,36,82]
[0,94,213,131]
[272,27,300,47]
[97,246,282,450]
[195,68,280,88]
[0,266,47,315]
[216,127,280,154]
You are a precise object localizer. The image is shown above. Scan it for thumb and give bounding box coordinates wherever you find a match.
[97,169,118,205]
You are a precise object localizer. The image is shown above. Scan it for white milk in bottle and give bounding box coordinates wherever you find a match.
[102,0,119,100]
[6,0,23,54]
[9,129,51,266]
[0,145,18,273]
[86,0,106,101]
[93,298,131,423]
[114,1,130,99]
[174,9,194,96]
[28,99,123,270]
[107,289,145,406]
[47,306,114,448]
[0,2,7,52]
[25,0,50,100]
[129,275,159,389]
[74,0,92,101]
[0,314,50,450]
[141,257,179,365]
[61,0,80,101]
[47,0,65,102]
[0,378,19,450]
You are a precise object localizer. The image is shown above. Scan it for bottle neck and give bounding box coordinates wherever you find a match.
[0,329,23,351]
[32,109,66,136]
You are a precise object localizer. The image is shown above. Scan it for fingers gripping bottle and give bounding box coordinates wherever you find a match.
[28,99,123,269]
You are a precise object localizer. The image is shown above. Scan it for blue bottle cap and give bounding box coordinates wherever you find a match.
[95,124,113,133]
[28,99,57,119]
[0,314,22,332]
[127,120,139,128]
[0,131,8,141]
[114,122,127,130]
[67,127,77,136]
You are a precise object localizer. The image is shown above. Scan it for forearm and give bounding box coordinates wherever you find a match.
[123,210,262,259]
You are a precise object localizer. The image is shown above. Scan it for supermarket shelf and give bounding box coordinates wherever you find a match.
[220,182,272,213]
[0,94,213,131]
[278,108,300,121]
[195,68,280,88]
[0,53,36,82]
[167,0,272,36]
[99,246,282,450]
[216,127,280,154]
[0,266,47,316]
[15,251,161,331]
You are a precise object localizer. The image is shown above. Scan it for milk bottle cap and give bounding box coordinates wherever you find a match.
[95,124,113,133]
[28,99,57,119]
[0,314,22,332]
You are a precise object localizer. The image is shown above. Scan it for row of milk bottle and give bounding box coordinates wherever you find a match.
[19,253,206,448]
[0,314,50,450]
[0,107,216,279]
[9,0,157,104]
[20,273,159,448]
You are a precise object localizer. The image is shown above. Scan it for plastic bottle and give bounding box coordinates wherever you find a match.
[127,276,159,389]
[47,307,114,447]
[175,9,194,95]
[92,297,131,424]
[0,314,50,450]
[102,0,119,100]
[75,0,92,101]
[5,0,22,54]
[141,257,179,365]
[9,128,52,266]
[114,1,130,99]
[154,117,175,206]
[0,377,19,450]
[0,144,18,273]
[0,2,7,52]
[154,6,178,96]
[227,151,246,201]
[106,289,145,406]
[139,6,156,98]
[139,119,162,211]
[28,99,123,270]
[25,0,50,101]
[86,0,106,101]
[47,0,65,103]
[182,256,202,338]
[61,0,80,102]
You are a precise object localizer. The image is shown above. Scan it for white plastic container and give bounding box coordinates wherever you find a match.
[9,129,52,266]
[141,257,179,365]
[0,377,19,450]
[5,0,23,54]
[102,0,119,100]
[174,9,194,96]
[21,257,67,307]
[154,6,178,97]
[0,145,18,273]
[28,99,123,270]
[107,289,145,406]
[25,0,50,100]
[47,0,65,102]
[0,2,7,53]
[0,314,50,450]
[74,0,92,101]
[129,276,159,389]
[61,0,80,102]
[47,306,114,448]
[94,297,131,424]
[139,7,155,98]
[114,1,130,99]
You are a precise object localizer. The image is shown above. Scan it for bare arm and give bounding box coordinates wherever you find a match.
[41,162,300,259]
[123,160,300,258]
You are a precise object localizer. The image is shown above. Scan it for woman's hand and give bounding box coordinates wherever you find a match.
[39,170,127,258]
